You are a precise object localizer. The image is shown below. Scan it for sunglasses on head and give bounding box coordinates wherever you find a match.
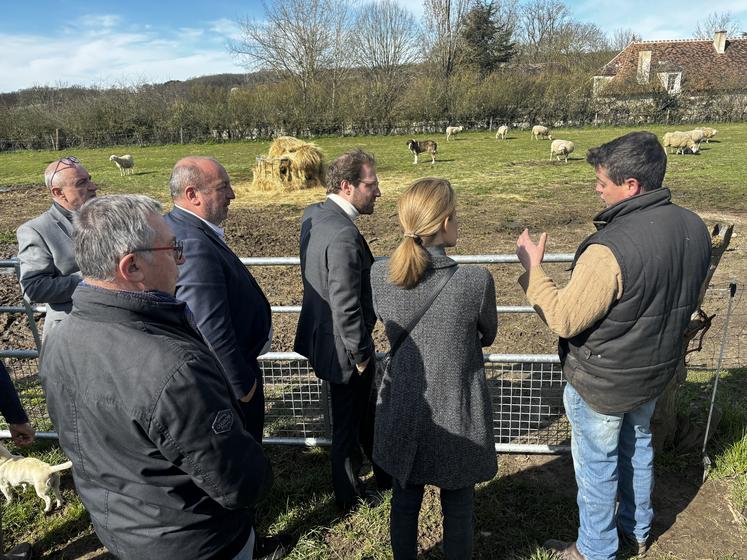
[49,156,81,187]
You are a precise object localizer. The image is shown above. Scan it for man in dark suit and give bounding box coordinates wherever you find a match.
[164,157,288,559]
[294,148,391,511]
[16,156,97,342]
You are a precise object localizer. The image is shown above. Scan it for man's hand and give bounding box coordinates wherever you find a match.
[516,228,548,272]
[9,423,35,447]
[240,381,258,403]
[356,357,371,374]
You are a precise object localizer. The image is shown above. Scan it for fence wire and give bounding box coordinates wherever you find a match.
[0,254,742,453]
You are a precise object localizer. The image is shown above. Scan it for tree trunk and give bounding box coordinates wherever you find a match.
[651,223,734,452]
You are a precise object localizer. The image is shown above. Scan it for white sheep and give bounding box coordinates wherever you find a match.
[663,132,699,155]
[685,129,705,145]
[550,139,575,163]
[700,127,718,143]
[446,126,464,141]
[496,125,509,140]
[109,154,135,176]
[532,125,550,140]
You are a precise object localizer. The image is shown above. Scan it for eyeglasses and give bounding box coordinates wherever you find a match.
[49,156,80,188]
[131,240,184,260]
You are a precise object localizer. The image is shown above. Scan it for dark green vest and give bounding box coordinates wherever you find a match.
[560,188,711,414]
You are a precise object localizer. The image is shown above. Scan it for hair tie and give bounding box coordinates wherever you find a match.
[403,232,422,245]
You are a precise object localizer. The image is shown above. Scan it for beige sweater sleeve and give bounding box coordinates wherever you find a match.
[517,244,623,339]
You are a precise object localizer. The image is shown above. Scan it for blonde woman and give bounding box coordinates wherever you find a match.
[370,178,497,559]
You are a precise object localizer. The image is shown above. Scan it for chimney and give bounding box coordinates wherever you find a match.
[637,50,652,84]
[714,30,727,54]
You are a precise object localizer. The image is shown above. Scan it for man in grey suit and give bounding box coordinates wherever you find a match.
[16,156,97,341]
[294,148,391,511]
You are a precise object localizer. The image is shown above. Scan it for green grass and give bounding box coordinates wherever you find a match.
[1,124,745,215]
[0,126,745,557]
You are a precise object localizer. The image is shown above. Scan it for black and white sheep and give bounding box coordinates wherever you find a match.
[109,154,135,176]
[407,140,438,165]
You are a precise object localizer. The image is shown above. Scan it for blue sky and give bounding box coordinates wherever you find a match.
[1,0,745,93]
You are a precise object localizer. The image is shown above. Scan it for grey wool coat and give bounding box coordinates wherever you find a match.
[370,246,498,489]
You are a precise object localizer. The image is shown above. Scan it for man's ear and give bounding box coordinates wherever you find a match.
[118,253,144,283]
[50,186,64,200]
[184,185,201,205]
[339,180,353,197]
[624,177,642,196]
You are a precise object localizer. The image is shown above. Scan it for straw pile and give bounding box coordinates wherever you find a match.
[252,136,325,191]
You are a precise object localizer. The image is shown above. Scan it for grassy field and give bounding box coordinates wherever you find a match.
[0,124,745,558]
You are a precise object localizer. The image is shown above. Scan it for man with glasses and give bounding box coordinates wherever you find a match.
[40,195,272,560]
[16,156,97,341]
[294,148,391,512]
[164,157,287,559]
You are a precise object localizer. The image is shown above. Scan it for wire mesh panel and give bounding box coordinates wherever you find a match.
[0,353,54,434]
[260,357,329,442]
[487,361,570,451]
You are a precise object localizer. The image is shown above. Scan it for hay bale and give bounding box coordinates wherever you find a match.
[252,136,325,191]
[268,136,307,158]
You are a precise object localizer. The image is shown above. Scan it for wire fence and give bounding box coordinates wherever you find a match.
[0,256,742,454]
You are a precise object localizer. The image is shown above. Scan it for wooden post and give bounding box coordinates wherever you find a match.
[651,223,734,452]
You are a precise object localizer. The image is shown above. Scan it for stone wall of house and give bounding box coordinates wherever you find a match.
[589,93,747,125]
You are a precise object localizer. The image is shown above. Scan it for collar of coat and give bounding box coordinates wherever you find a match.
[592,187,672,230]
[426,245,457,270]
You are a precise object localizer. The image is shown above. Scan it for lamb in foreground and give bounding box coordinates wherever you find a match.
[0,442,72,512]
[109,154,135,176]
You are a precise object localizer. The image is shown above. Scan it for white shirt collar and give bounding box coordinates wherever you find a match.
[327,193,359,222]
[175,205,225,240]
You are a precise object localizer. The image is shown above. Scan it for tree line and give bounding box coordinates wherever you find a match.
[0,1,743,151]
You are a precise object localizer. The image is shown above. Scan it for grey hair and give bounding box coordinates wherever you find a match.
[168,156,219,199]
[74,195,163,281]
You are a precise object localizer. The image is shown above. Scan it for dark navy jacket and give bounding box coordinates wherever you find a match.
[165,207,271,399]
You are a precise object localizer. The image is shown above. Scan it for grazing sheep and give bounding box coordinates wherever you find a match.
[700,127,718,143]
[531,125,550,140]
[685,129,706,145]
[663,132,699,155]
[496,125,509,140]
[550,139,575,163]
[109,154,135,176]
[446,126,464,141]
[407,139,438,165]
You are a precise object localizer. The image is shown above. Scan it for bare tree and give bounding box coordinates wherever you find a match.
[423,0,475,81]
[351,1,421,119]
[610,27,641,52]
[230,0,352,104]
[693,11,742,39]
[518,0,569,62]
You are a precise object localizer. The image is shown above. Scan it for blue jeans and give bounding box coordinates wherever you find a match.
[390,481,474,559]
[564,383,656,560]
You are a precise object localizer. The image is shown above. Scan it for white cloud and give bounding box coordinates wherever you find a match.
[0,14,243,93]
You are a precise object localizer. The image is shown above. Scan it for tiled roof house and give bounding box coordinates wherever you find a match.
[593,31,747,96]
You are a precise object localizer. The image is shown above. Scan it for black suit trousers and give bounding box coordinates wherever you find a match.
[239,380,265,444]
[329,361,392,506]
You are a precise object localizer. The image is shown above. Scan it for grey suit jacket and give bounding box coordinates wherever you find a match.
[294,200,376,384]
[16,204,81,337]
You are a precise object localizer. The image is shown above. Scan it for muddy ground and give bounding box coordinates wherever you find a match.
[0,183,745,559]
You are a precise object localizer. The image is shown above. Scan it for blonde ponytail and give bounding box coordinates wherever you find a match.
[388,178,456,289]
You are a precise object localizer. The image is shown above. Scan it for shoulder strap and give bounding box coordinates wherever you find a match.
[387,265,457,358]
